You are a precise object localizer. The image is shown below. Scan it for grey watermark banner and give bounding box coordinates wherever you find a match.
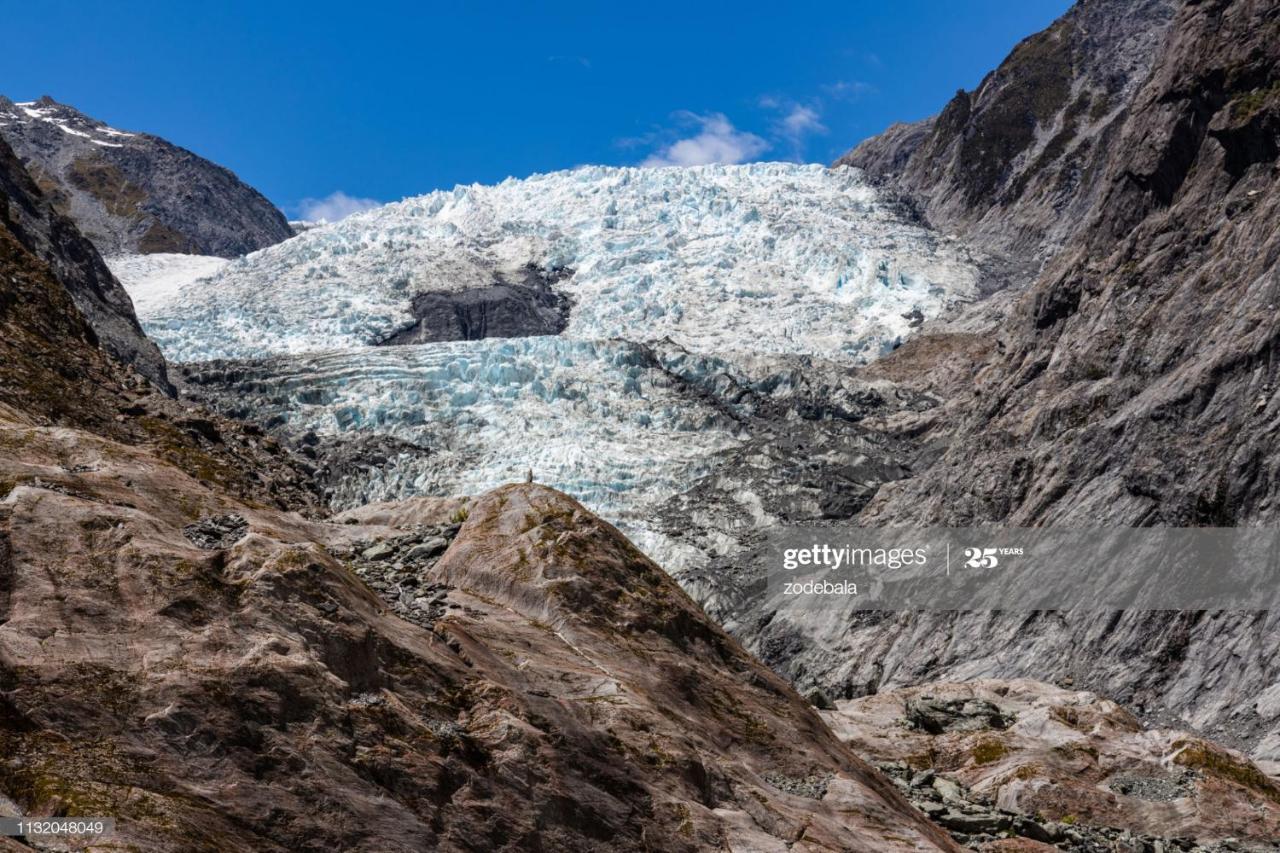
[0,817,115,837]
[764,527,1280,610]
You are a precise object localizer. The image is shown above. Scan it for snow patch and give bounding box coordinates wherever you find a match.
[107,254,230,314]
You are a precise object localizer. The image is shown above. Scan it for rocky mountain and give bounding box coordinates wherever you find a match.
[0,96,292,257]
[838,0,1178,264]
[0,116,956,851]
[737,0,1280,782]
[0,133,169,390]
[7,1,1279,847]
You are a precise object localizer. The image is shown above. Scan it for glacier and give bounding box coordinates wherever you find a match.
[182,337,743,517]
[116,163,986,573]
[133,163,985,364]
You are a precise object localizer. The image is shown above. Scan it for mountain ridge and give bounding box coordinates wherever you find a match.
[0,132,169,390]
[0,95,293,258]
[837,0,1178,265]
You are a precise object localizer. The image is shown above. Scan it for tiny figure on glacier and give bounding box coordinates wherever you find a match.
[525,468,534,484]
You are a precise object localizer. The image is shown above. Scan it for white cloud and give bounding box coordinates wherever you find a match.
[641,113,769,167]
[780,105,826,142]
[752,100,827,161]
[823,80,876,101]
[296,191,381,223]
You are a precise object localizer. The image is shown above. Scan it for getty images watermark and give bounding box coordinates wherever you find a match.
[768,528,1280,610]
[780,543,929,596]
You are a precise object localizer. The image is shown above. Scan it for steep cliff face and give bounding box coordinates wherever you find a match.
[748,0,1280,763]
[0,133,169,390]
[0,131,321,511]
[0,96,292,257]
[863,0,1280,529]
[838,0,1177,263]
[0,169,125,432]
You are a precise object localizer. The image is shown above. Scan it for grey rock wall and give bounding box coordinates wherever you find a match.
[0,95,292,258]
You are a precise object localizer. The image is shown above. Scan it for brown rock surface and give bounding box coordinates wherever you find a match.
[0,426,959,850]
[825,679,1280,847]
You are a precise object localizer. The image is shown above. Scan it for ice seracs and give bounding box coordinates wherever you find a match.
[183,337,743,527]
[133,163,986,364]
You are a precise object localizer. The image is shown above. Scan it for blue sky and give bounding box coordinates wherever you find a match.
[4,0,1069,218]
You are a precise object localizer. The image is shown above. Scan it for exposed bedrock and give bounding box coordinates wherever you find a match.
[827,679,1280,850]
[837,0,1179,264]
[0,423,960,851]
[377,264,572,344]
[0,132,170,391]
[0,95,293,257]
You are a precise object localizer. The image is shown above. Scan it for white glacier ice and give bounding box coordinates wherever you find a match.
[133,163,985,364]
[197,337,744,524]
[106,253,229,313]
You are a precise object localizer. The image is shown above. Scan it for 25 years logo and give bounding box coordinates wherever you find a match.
[963,547,999,568]
[962,546,1025,569]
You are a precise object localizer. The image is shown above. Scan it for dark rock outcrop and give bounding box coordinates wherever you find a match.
[378,264,573,345]
[0,95,292,257]
[905,697,1014,735]
[182,514,249,550]
[0,132,169,389]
